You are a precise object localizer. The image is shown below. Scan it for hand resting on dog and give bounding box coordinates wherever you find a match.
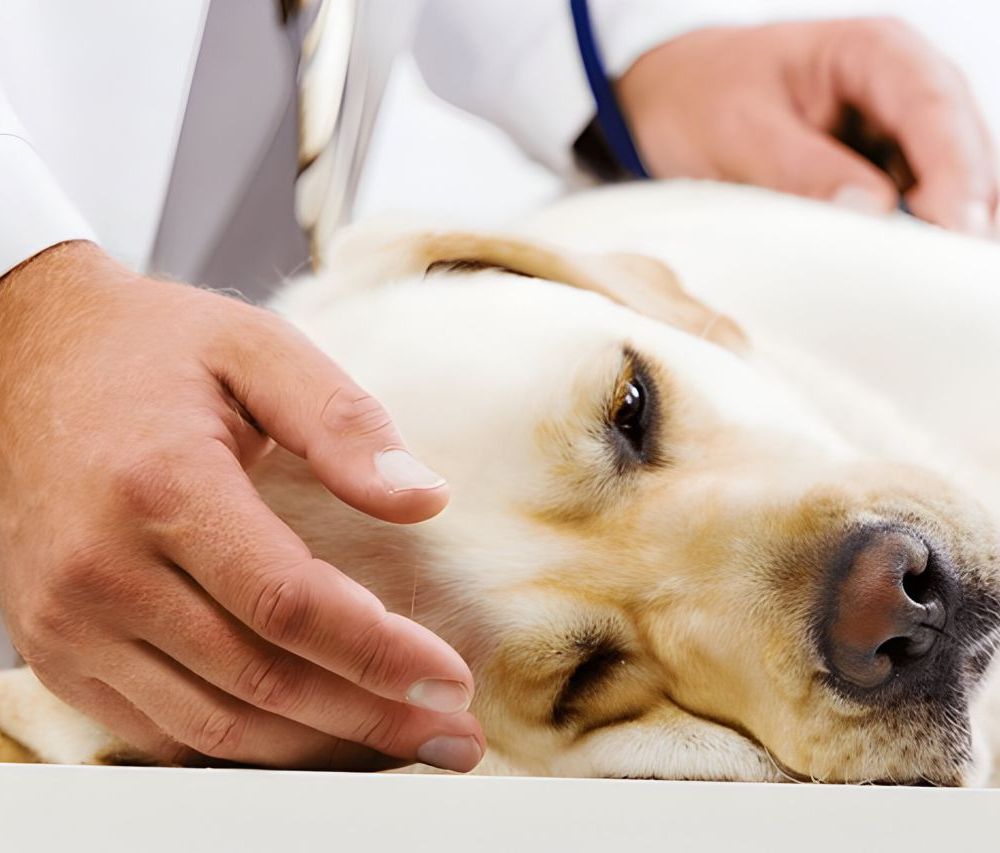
[0,241,485,772]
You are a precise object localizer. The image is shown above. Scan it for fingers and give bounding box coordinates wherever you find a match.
[208,312,448,525]
[122,563,483,767]
[731,110,899,213]
[900,97,997,234]
[147,443,476,711]
[95,642,414,770]
[827,19,998,233]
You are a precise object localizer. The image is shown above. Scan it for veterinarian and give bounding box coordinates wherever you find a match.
[0,0,995,773]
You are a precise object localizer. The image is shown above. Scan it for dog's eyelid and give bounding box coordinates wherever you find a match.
[551,633,631,727]
[424,259,530,278]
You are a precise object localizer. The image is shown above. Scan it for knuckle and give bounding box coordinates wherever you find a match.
[250,573,312,646]
[16,550,116,653]
[348,707,407,756]
[909,80,968,123]
[321,390,394,441]
[845,18,961,111]
[109,451,188,522]
[235,653,307,715]
[161,741,199,767]
[186,708,249,758]
[219,307,293,374]
[240,302,285,333]
[857,15,913,42]
[22,595,79,650]
[344,613,405,693]
[135,735,198,767]
[840,17,918,62]
[51,544,117,598]
[13,630,60,672]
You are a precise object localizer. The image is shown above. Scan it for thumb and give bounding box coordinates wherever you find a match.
[212,309,449,525]
[739,115,899,215]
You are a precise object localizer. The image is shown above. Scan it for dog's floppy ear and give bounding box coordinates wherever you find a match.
[325,223,746,350]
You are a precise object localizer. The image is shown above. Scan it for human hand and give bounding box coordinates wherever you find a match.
[616,18,998,235]
[0,241,484,772]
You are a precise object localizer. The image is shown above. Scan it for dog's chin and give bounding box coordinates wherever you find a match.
[524,710,988,786]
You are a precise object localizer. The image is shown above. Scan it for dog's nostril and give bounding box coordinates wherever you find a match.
[902,560,934,606]
[824,528,950,691]
[875,621,937,669]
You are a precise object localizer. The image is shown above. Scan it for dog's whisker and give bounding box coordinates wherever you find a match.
[278,254,316,285]
[758,742,808,785]
[698,311,720,341]
[410,563,418,622]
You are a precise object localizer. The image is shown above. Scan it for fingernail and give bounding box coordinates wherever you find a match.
[416,735,483,772]
[832,185,887,215]
[957,201,993,237]
[375,449,446,494]
[406,679,471,714]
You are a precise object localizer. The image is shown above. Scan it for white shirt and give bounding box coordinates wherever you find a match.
[0,0,753,279]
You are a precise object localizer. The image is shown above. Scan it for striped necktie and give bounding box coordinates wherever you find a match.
[283,0,361,266]
[283,0,423,267]
[282,0,374,267]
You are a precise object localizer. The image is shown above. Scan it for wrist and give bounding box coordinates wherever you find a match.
[0,240,130,309]
[3,238,102,279]
[0,242,130,365]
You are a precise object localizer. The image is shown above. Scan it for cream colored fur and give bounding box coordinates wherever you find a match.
[2,180,1000,785]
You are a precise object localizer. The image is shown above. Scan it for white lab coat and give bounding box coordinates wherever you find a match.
[0,0,782,279]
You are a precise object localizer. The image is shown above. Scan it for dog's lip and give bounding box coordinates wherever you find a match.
[592,693,973,785]
[601,747,962,786]
[662,680,976,787]
[602,774,947,785]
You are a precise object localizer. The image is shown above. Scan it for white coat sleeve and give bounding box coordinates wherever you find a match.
[411,0,763,177]
[0,88,96,277]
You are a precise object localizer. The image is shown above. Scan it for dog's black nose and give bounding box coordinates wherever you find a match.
[824,529,950,690]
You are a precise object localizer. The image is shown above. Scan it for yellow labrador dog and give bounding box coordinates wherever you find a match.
[3,181,1000,786]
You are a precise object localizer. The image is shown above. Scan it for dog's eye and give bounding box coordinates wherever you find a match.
[605,351,661,470]
[609,368,654,465]
[614,378,646,445]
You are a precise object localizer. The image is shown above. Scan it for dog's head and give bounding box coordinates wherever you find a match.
[260,223,1000,785]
